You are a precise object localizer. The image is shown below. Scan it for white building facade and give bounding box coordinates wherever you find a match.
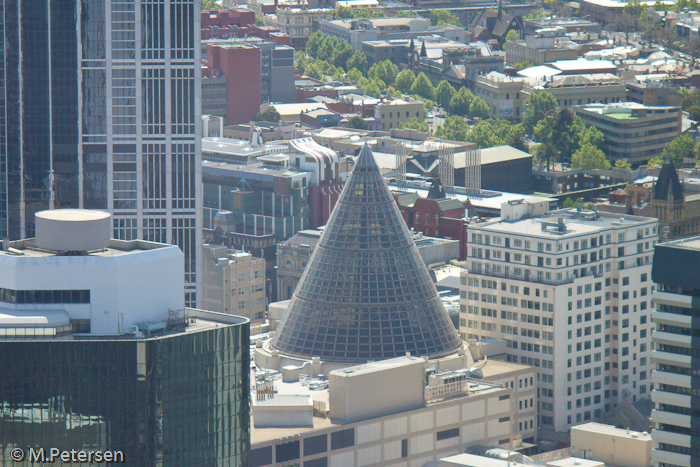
[460,202,658,431]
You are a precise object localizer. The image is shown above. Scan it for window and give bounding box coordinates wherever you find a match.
[331,429,354,450]
[437,428,460,441]
[304,435,327,456]
[401,439,408,458]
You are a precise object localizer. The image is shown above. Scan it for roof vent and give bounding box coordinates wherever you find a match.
[35,209,111,252]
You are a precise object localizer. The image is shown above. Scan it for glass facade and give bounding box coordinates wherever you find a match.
[1,0,201,306]
[0,321,250,466]
[272,144,462,362]
[0,1,80,240]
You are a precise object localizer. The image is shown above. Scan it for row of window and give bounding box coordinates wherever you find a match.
[0,288,90,304]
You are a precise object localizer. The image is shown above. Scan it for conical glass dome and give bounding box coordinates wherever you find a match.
[271,143,462,363]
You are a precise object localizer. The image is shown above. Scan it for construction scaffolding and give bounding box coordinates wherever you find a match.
[395,141,408,189]
[464,149,481,192]
[438,144,455,192]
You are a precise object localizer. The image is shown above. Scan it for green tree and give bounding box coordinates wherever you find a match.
[466,119,525,149]
[369,60,399,87]
[522,91,557,135]
[615,159,632,169]
[396,69,417,93]
[345,115,367,129]
[331,40,353,69]
[469,97,490,119]
[255,16,266,26]
[687,105,700,121]
[571,144,611,170]
[364,82,381,98]
[434,116,470,141]
[450,86,474,116]
[306,31,325,58]
[526,7,545,19]
[317,36,337,61]
[372,77,386,91]
[333,6,356,18]
[255,106,281,122]
[662,134,695,167]
[623,0,646,19]
[430,9,461,26]
[398,118,429,132]
[202,0,223,9]
[503,30,518,50]
[513,61,535,69]
[333,68,345,82]
[304,62,324,80]
[647,156,664,168]
[434,80,456,108]
[579,125,605,150]
[346,51,368,75]
[347,67,363,83]
[411,72,434,100]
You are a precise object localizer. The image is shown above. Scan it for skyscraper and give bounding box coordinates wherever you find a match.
[0,0,202,305]
[650,237,700,467]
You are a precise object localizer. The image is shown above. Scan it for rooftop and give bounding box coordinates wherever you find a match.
[0,308,248,341]
[202,159,310,179]
[657,235,700,252]
[473,208,656,237]
[571,422,652,440]
[0,237,173,259]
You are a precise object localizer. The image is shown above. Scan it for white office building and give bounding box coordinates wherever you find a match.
[460,201,658,431]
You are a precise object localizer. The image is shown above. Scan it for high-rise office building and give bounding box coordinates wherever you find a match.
[0,210,249,466]
[650,237,700,467]
[0,0,202,305]
[461,201,658,431]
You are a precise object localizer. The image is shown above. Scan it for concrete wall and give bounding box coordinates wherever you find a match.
[329,357,426,422]
[571,423,653,467]
[0,243,184,335]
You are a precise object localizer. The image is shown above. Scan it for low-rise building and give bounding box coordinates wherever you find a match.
[202,244,267,320]
[377,98,425,130]
[250,354,538,467]
[268,8,333,48]
[524,73,626,108]
[505,35,579,67]
[573,102,682,166]
[570,423,652,467]
[474,72,525,120]
[523,17,602,34]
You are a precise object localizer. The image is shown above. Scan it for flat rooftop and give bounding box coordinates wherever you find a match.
[572,422,652,440]
[1,237,173,259]
[473,208,656,237]
[655,235,700,251]
[202,160,310,179]
[1,308,248,341]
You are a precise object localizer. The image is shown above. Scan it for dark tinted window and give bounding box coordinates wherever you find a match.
[331,429,354,450]
[304,434,327,456]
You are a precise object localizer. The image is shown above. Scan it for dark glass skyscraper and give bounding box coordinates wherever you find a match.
[0,1,202,305]
[0,314,250,467]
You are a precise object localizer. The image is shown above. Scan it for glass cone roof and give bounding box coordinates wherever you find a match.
[271,143,462,363]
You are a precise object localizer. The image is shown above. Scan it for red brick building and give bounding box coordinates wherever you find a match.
[394,179,471,260]
[207,45,261,124]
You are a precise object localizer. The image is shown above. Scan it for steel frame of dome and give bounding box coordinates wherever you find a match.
[270,143,462,363]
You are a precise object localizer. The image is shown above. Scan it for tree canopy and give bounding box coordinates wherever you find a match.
[662,134,695,167]
[522,91,557,134]
[430,9,461,26]
[345,115,367,129]
[450,87,474,116]
[369,60,399,87]
[434,116,470,141]
[411,72,434,100]
[255,106,281,122]
[434,80,456,108]
[346,51,368,75]
[615,159,632,169]
[395,69,417,93]
[398,118,429,132]
[469,97,490,119]
[571,144,611,170]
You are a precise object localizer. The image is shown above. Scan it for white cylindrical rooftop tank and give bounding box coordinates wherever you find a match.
[35,209,111,252]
